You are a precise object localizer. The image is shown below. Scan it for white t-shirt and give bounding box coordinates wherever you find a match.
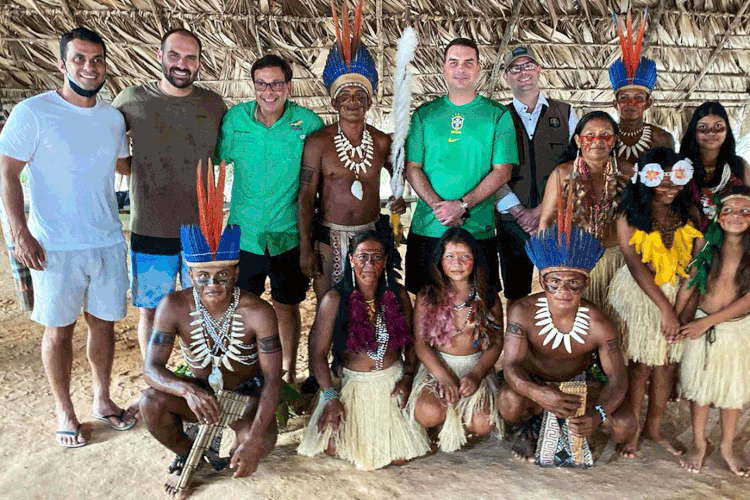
[0,91,128,250]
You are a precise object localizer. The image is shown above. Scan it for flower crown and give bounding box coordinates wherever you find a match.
[632,158,694,187]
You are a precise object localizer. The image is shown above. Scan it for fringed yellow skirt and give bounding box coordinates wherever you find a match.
[297,361,430,470]
[583,246,625,310]
[606,265,683,366]
[407,351,500,452]
[680,310,750,409]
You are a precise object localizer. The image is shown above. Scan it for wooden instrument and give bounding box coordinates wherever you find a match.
[176,390,251,493]
[559,380,587,465]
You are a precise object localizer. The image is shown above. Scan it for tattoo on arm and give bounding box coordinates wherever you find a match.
[505,322,527,338]
[258,334,282,353]
[149,330,176,346]
[300,166,314,185]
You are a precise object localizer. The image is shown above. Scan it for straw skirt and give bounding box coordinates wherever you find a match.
[680,310,750,409]
[583,245,625,310]
[297,361,430,470]
[607,265,683,365]
[407,351,500,452]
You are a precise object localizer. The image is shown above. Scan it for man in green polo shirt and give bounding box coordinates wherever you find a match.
[216,55,323,384]
[404,38,518,294]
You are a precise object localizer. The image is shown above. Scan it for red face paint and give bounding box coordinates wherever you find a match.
[579,135,615,153]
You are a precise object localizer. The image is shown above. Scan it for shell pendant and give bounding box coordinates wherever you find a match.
[351,179,363,200]
[208,361,224,392]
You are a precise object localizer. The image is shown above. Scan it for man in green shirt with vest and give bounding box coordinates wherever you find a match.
[495,46,578,308]
[404,38,518,294]
[216,55,323,384]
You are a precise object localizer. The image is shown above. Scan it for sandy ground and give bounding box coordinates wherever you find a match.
[0,234,748,500]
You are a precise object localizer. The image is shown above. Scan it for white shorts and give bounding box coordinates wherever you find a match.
[30,241,128,327]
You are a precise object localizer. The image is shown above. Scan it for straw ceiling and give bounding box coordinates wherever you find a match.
[1,0,750,138]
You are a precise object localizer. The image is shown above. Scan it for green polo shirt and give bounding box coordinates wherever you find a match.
[406,95,518,239]
[216,100,323,255]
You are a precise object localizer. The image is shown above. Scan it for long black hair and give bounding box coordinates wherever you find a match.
[330,229,403,374]
[558,111,619,164]
[622,147,697,232]
[679,102,743,188]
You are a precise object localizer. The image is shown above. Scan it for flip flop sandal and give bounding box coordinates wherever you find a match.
[56,424,87,448]
[92,409,137,431]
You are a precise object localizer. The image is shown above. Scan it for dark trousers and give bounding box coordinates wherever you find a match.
[496,217,535,301]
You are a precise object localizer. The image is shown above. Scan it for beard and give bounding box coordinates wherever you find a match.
[161,62,196,89]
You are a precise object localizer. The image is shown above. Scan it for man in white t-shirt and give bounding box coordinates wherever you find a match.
[0,27,136,448]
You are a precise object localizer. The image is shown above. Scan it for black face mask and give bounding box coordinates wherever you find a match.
[63,64,106,98]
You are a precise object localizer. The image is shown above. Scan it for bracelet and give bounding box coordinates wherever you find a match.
[594,404,607,423]
[321,387,339,403]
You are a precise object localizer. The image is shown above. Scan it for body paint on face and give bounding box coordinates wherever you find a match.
[578,134,615,153]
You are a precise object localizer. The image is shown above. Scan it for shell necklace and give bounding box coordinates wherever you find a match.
[617,124,651,161]
[334,123,373,201]
[181,287,258,391]
[534,297,590,354]
[365,302,389,370]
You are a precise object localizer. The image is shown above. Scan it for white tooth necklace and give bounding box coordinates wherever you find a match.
[617,124,651,161]
[180,287,258,391]
[534,297,590,354]
[334,123,373,201]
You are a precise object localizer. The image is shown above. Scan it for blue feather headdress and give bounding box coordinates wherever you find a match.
[526,225,604,277]
[323,0,378,98]
[609,10,656,95]
[180,159,241,268]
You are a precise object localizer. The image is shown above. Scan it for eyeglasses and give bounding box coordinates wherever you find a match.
[506,62,538,74]
[696,123,727,135]
[541,275,587,294]
[254,80,287,92]
[353,253,385,264]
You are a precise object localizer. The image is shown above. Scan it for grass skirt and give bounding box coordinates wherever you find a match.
[583,246,625,310]
[297,361,430,470]
[606,265,683,366]
[407,351,500,452]
[679,310,750,409]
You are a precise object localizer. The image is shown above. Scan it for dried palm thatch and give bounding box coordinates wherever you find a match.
[1,0,749,138]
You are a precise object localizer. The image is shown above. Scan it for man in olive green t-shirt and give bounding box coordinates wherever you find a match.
[404,38,518,294]
[216,55,323,384]
[113,29,226,362]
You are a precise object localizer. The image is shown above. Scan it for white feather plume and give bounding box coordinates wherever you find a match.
[389,26,418,200]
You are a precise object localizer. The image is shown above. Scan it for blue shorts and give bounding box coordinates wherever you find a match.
[130,250,192,309]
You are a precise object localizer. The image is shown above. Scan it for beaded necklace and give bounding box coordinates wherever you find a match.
[363,298,389,370]
[181,287,258,391]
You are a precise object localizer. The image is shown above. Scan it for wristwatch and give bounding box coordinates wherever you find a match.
[459,198,470,219]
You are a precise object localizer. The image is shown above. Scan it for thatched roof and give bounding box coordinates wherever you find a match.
[2,0,750,138]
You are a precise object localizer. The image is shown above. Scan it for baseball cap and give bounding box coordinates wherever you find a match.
[504,46,540,71]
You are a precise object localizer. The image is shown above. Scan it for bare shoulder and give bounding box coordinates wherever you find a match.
[649,125,676,148]
[236,290,275,321]
[507,293,541,332]
[617,158,635,178]
[581,300,616,339]
[555,160,575,179]
[307,124,337,143]
[368,125,391,148]
[157,288,192,316]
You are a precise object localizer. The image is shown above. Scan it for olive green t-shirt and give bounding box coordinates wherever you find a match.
[216,100,324,256]
[406,95,518,239]
[113,82,227,239]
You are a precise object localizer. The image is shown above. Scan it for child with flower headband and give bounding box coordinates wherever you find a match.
[606,147,704,458]
[673,186,750,476]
